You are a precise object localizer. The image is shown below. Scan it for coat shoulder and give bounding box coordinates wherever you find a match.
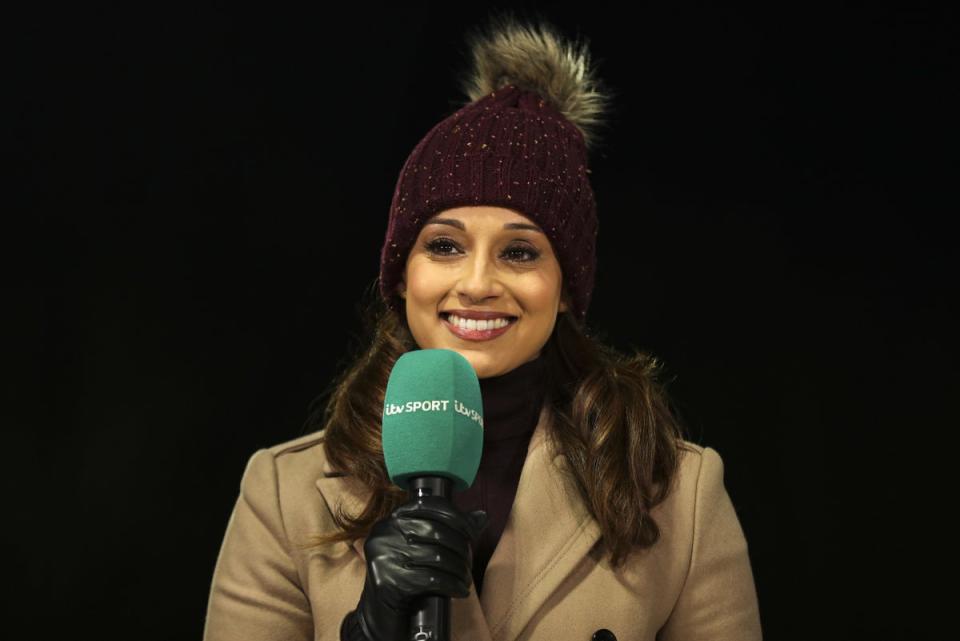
[265,429,327,457]
[657,439,728,523]
[260,428,333,475]
[675,439,730,488]
[244,429,345,550]
[678,439,706,456]
[676,439,708,479]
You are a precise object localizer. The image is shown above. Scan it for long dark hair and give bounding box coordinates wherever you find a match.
[302,283,691,569]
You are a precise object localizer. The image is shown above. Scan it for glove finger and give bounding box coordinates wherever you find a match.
[403,544,471,581]
[419,572,472,599]
[394,562,472,599]
[393,497,478,543]
[396,516,471,560]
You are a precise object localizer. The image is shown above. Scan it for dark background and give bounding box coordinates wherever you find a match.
[9,2,956,640]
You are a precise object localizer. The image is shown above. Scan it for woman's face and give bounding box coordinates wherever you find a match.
[399,206,568,379]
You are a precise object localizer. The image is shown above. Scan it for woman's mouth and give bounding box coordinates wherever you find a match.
[440,312,517,341]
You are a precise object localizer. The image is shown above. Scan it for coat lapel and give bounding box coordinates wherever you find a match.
[479,404,603,641]
[315,404,602,641]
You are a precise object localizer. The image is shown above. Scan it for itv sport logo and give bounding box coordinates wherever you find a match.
[383,398,483,427]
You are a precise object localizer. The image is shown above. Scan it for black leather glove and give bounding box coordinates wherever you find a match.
[343,495,488,641]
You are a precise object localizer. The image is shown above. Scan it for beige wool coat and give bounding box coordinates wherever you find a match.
[203,404,762,641]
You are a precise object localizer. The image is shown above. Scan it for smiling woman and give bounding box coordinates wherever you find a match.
[204,10,762,641]
[400,206,568,378]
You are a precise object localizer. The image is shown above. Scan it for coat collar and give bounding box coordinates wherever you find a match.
[315,404,603,641]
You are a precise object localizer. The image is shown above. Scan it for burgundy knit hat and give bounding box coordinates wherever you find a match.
[379,16,612,323]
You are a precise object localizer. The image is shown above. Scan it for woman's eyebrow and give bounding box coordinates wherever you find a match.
[425,218,543,233]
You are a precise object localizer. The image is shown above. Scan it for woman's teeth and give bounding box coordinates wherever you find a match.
[445,314,514,330]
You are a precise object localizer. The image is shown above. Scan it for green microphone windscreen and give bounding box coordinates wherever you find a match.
[382,348,484,491]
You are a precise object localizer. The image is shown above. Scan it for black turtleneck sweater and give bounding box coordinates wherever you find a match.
[451,353,547,596]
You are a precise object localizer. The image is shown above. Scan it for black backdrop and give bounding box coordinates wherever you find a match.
[10,3,956,640]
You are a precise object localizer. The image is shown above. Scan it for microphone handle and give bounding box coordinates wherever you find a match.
[408,476,454,641]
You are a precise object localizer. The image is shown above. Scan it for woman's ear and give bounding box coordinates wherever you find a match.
[398,280,407,299]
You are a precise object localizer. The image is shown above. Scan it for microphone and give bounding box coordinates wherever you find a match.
[381,348,484,641]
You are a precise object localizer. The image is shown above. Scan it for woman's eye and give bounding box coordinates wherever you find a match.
[425,238,460,255]
[424,238,540,262]
[504,245,540,262]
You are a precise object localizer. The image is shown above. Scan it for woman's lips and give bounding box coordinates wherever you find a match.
[441,314,516,341]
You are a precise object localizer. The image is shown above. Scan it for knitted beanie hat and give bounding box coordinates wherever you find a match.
[379,15,612,323]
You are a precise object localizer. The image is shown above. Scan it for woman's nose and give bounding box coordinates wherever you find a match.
[456,253,502,302]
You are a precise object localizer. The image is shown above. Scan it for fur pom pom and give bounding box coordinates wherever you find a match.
[457,12,613,151]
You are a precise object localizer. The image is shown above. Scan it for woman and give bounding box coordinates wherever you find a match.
[204,14,762,641]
